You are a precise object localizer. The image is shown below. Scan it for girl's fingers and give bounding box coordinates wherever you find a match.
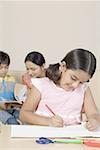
[50,115,64,127]
[85,120,98,131]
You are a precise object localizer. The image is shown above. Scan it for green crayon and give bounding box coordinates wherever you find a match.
[54,139,83,144]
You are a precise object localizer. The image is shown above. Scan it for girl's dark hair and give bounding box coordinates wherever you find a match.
[46,48,96,84]
[24,51,45,66]
[0,51,10,65]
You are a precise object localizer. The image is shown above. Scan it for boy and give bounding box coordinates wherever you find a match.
[0,51,19,124]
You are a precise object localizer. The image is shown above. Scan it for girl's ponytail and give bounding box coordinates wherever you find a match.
[46,63,61,84]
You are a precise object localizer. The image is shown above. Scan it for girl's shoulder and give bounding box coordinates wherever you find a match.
[31,77,49,83]
[31,77,51,92]
[80,83,88,91]
[76,83,88,94]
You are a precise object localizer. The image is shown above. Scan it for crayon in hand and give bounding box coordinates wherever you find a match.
[45,104,55,115]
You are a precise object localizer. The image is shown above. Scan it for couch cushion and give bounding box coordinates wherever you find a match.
[8,70,25,82]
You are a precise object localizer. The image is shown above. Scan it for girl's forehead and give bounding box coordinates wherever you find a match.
[67,69,91,81]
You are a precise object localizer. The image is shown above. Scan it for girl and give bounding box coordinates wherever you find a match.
[20,48,100,131]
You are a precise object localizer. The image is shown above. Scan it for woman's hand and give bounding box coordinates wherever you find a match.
[48,115,64,127]
[22,74,32,89]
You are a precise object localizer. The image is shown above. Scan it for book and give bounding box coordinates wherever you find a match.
[14,83,27,103]
[0,83,27,104]
[11,124,100,138]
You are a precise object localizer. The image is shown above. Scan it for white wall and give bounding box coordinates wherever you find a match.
[0,1,100,71]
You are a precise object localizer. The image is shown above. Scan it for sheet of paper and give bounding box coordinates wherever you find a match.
[11,124,100,138]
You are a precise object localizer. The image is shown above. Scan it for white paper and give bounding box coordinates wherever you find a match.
[11,124,100,138]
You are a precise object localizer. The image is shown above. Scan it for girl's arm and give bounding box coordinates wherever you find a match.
[83,87,100,131]
[19,86,63,127]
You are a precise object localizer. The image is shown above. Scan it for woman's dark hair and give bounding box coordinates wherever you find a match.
[24,51,45,66]
[0,51,10,65]
[46,48,96,84]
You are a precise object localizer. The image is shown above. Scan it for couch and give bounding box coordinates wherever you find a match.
[9,70,25,83]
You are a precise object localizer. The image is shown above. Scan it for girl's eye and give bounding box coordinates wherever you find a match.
[79,82,83,84]
[71,77,77,81]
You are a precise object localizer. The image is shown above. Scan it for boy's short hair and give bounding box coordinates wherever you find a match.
[0,51,10,66]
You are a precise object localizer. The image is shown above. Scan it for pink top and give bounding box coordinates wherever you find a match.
[31,77,87,125]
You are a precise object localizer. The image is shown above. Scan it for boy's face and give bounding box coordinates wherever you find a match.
[0,64,9,78]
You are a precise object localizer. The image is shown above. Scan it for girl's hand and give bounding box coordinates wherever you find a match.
[48,115,64,127]
[85,117,100,131]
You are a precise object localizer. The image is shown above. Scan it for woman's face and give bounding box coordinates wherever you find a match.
[25,61,45,78]
[59,67,91,91]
